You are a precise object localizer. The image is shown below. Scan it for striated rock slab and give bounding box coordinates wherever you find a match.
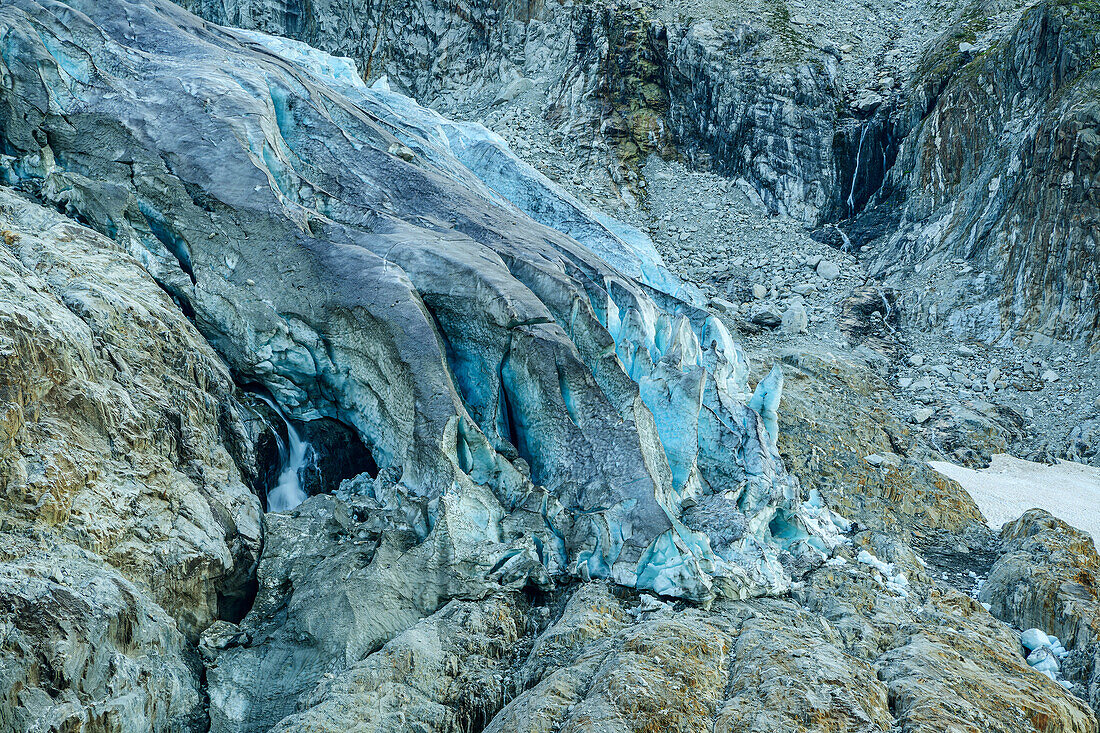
[200,492,548,732]
[802,535,1097,733]
[869,0,1100,348]
[267,595,529,733]
[0,187,262,638]
[981,510,1100,654]
[483,583,733,733]
[0,536,204,732]
[980,509,1100,714]
[878,626,1096,732]
[712,600,892,732]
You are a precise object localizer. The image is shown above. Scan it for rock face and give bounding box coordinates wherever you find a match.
[200,492,545,732]
[0,188,263,635]
[867,1,1100,349]
[981,509,1100,710]
[268,593,529,733]
[0,538,204,732]
[0,186,261,726]
[798,536,1097,733]
[982,511,1100,649]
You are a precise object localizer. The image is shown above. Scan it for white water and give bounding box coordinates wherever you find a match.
[832,223,853,253]
[847,125,869,214]
[256,394,312,512]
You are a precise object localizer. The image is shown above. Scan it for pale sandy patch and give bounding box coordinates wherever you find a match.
[929,454,1100,543]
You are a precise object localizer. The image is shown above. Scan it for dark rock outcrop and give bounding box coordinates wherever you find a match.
[867,1,1100,349]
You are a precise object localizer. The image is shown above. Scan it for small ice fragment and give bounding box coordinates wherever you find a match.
[1020,628,1051,651]
[1026,647,1060,676]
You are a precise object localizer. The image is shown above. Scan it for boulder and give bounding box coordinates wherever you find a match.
[980,509,1100,712]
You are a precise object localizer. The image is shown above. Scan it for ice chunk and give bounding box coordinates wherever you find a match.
[1020,628,1051,651]
[1026,646,1060,676]
[748,365,784,443]
[857,549,893,575]
[857,549,910,597]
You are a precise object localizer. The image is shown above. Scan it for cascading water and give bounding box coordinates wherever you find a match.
[875,287,898,335]
[847,124,869,215]
[255,394,312,512]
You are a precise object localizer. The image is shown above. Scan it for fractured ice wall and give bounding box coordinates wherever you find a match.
[0,0,843,605]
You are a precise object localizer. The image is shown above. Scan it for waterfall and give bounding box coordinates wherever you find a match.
[255,394,312,512]
[848,124,868,215]
[875,287,898,335]
[832,223,853,253]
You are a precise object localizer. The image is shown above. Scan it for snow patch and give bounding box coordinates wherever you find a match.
[929,454,1100,543]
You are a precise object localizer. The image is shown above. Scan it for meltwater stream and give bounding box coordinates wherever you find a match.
[847,124,869,215]
[255,394,312,512]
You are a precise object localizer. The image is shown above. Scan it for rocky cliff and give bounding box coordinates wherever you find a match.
[865,0,1100,350]
[1,0,1099,731]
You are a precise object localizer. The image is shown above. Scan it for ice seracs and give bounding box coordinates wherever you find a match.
[748,365,784,443]
[0,0,845,605]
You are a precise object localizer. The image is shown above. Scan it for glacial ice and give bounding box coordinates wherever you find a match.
[748,365,784,443]
[2,3,850,605]
[235,30,699,305]
[1021,628,1054,651]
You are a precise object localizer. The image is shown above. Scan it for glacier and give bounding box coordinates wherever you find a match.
[0,0,843,606]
